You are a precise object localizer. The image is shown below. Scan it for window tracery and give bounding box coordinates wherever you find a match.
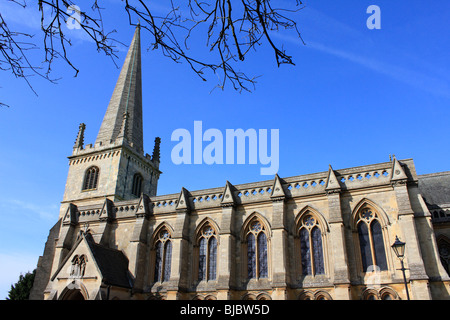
[154,228,172,283]
[245,218,268,279]
[70,254,87,278]
[197,224,217,281]
[298,214,324,276]
[356,207,388,272]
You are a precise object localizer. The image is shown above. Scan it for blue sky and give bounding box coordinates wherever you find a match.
[0,0,449,298]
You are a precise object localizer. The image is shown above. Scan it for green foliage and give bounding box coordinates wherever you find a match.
[6,269,36,300]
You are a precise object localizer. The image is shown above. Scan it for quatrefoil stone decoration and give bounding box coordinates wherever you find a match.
[304,216,315,227]
[203,226,213,236]
[161,230,170,240]
[251,221,262,232]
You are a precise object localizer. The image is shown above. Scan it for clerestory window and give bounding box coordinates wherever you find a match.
[153,228,172,283]
[197,224,217,281]
[357,208,388,272]
[245,219,268,279]
[298,214,325,276]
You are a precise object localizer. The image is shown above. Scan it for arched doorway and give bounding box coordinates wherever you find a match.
[62,289,85,300]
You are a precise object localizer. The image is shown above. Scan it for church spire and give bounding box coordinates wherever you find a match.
[95,25,143,153]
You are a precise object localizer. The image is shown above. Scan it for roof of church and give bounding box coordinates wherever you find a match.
[418,171,450,208]
[84,234,133,289]
[95,25,144,153]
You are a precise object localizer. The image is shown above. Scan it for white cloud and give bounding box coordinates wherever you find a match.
[0,1,42,30]
[305,40,450,99]
[0,198,58,222]
[272,20,450,100]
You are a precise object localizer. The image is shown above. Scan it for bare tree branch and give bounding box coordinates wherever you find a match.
[0,0,305,106]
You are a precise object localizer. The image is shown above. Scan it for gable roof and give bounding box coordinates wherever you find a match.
[51,232,133,289]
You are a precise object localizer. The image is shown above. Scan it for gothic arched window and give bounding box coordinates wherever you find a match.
[245,219,268,279]
[153,228,172,282]
[82,166,99,190]
[438,238,450,276]
[70,254,87,278]
[197,224,217,281]
[298,214,325,276]
[356,208,388,272]
[132,173,143,197]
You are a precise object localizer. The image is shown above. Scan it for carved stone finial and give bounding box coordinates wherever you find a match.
[270,174,286,201]
[152,137,161,164]
[74,123,86,149]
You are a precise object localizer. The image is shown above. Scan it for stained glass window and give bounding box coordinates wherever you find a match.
[246,218,269,280]
[208,237,217,280]
[304,216,315,227]
[163,241,172,281]
[358,222,372,272]
[251,221,262,232]
[361,209,373,221]
[299,213,325,276]
[357,207,388,273]
[312,227,324,274]
[198,237,207,281]
[154,241,163,282]
[258,233,268,278]
[247,233,256,279]
[300,228,311,275]
[197,224,217,281]
[371,220,387,271]
[154,228,172,283]
[204,226,213,236]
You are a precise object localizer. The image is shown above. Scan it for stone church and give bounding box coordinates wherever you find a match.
[30,26,450,300]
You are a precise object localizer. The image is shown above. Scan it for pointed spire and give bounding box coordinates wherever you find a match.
[95,25,143,153]
[73,123,86,149]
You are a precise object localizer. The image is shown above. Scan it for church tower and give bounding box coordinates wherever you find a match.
[61,25,161,217]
